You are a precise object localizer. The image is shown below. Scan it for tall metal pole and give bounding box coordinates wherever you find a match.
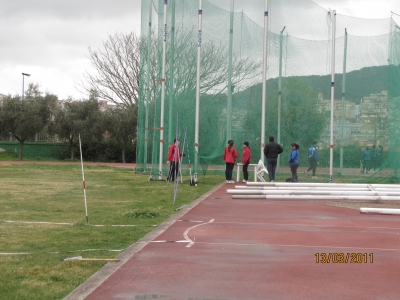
[168,0,176,144]
[277,26,285,172]
[226,0,234,140]
[21,73,30,100]
[329,10,336,183]
[340,29,348,175]
[261,0,269,163]
[144,0,152,171]
[194,0,203,184]
[158,0,168,180]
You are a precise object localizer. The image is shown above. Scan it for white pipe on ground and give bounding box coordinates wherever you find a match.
[232,195,400,200]
[227,189,400,196]
[233,186,371,191]
[245,182,400,188]
[360,208,400,215]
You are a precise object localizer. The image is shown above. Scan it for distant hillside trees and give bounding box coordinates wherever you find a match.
[242,78,326,153]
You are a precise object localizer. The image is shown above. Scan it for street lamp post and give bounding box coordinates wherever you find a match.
[22,73,31,100]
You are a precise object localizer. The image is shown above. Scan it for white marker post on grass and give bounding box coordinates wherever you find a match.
[79,134,89,224]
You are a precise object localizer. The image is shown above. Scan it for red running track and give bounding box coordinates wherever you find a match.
[65,182,400,300]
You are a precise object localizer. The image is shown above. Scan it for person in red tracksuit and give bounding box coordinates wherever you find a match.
[242,141,252,183]
[223,140,238,183]
[167,139,181,182]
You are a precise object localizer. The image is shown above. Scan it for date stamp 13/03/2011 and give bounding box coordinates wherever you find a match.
[315,253,373,263]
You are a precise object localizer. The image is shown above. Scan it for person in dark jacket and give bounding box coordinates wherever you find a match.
[288,143,300,182]
[263,136,283,182]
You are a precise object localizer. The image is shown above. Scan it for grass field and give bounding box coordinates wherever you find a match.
[0,163,225,300]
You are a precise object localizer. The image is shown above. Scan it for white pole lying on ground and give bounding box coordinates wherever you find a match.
[228,181,400,201]
[232,195,400,201]
[245,182,400,188]
[227,189,400,196]
[360,208,400,215]
[79,134,89,224]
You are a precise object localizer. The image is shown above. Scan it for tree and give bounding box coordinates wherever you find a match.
[0,84,57,160]
[241,78,326,159]
[49,95,105,161]
[165,30,261,97]
[81,29,260,109]
[279,78,327,147]
[81,30,261,167]
[80,32,140,108]
[106,105,137,163]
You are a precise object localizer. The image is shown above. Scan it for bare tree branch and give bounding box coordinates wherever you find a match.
[79,32,140,108]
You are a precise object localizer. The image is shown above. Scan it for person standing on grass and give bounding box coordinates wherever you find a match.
[166,138,181,182]
[288,143,300,182]
[361,146,371,173]
[242,141,252,183]
[305,141,319,179]
[223,140,238,183]
[263,136,283,182]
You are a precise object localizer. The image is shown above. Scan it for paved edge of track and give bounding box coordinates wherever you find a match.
[62,182,226,300]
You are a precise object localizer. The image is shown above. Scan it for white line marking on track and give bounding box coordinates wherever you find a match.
[183,219,215,248]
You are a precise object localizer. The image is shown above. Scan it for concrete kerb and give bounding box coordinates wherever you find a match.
[62,181,226,300]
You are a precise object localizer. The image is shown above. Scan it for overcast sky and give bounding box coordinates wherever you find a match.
[0,0,399,100]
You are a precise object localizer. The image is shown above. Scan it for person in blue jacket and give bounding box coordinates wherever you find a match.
[304,141,319,179]
[362,146,372,173]
[288,143,300,182]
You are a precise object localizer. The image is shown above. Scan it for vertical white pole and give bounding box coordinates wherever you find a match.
[168,0,176,145]
[194,0,203,184]
[227,0,234,140]
[158,0,168,180]
[340,28,348,175]
[22,75,24,100]
[329,10,336,183]
[277,26,285,172]
[79,134,88,224]
[144,0,152,171]
[261,0,269,163]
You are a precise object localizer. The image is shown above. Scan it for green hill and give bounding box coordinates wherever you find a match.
[233,65,398,107]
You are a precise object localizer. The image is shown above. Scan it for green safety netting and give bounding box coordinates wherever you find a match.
[136,0,400,182]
